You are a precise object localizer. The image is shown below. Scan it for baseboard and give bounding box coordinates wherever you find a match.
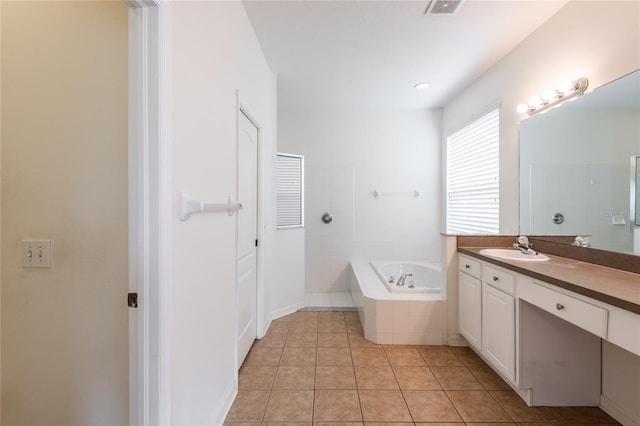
[447,334,468,347]
[600,394,639,426]
[214,383,238,426]
[261,302,304,337]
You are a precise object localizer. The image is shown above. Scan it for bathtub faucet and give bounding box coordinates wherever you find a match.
[397,272,413,287]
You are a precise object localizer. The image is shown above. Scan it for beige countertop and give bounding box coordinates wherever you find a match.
[459,247,640,314]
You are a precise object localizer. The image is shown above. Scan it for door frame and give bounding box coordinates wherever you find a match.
[126,1,172,424]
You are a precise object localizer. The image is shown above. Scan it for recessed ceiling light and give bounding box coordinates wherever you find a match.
[414,82,430,90]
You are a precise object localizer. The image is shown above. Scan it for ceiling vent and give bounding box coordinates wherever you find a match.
[425,0,463,15]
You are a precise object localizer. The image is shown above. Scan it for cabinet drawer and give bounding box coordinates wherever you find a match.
[483,265,515,296]
[459,255,481,279]
[528,282,608,338]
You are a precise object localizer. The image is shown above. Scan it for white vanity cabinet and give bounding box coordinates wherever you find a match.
[482,264,516,383]
[458,255,482,350]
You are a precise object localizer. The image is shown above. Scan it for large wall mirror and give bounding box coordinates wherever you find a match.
[520,69,640,255]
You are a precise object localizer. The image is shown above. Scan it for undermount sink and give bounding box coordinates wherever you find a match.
[479,248,550,262]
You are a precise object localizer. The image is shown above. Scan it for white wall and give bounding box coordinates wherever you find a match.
[279,109,442,295]
[443,0,640,421]
[1,2,129,425]
[169,2,281,424]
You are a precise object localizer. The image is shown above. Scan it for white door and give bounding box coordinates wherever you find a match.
[237,111,259,367]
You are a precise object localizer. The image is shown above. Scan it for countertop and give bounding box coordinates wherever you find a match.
[459,247,640,315]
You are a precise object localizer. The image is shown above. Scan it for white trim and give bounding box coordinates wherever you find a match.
[214,385,238,426]
[127,1,172,425]
[600,394,639,426]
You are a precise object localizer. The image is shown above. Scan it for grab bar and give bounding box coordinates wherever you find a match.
[178,192,243,221]
[373,189,420,199]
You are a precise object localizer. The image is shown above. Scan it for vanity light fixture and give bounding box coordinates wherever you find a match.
[414,82,430,90]
[517,77,589,116]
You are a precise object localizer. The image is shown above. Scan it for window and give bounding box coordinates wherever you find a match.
[446,107,500,234]
[276,153,304,229]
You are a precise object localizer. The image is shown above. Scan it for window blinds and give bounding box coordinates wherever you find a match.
[277,153,304,228]
[446,107,500,234]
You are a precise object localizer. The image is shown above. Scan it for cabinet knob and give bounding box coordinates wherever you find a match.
[556,303,564,310]
[493,276,499,282]
[465,264,470,269]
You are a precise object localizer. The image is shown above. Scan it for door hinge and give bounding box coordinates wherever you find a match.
[128,292,138,308]
[255,239,258,247]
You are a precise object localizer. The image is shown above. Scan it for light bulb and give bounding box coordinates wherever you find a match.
[541,89,555,101]
[516,104,529,114]
[557,80,573,93]
[529,96,542,108]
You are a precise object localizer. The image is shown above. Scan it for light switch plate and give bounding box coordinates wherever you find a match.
[21,240,51,268]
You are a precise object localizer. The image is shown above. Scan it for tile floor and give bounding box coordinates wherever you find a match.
[225,310,620,425]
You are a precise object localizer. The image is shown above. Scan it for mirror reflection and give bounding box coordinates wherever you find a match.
[520,70,640,255]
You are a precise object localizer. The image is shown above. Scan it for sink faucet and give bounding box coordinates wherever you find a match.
[397,272,413,286]
[513,236,539,256]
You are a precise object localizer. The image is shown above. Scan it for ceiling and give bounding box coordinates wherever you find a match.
[243,0,569,110]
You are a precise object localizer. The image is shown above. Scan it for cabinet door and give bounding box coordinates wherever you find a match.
[482,283,515,382]
[459,271,482,349]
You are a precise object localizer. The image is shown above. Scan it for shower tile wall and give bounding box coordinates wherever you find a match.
[305,165,354,294]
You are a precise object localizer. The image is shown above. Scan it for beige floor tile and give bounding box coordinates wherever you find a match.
[431,366,484,390]
[403,390,463,423]
[252,332,287,348]
[318,333,350,348]
[489,390,557,422]
[223,422,261,426]
[316,365,357,389]
[280,347,317,365]
[292,311,319,321]
[349,334,381,348]
[273,365,315,389]
[285,332,318,348]
[450,346,485,367]
[384,346,427,366]
[346,322,364,335]
[550,406,619,423]
[354,366,399,389]
[468,364,511,390]
[468,423,516,426]
[263,390,314,422]
[267,321,291,334]
[319,311,345,322]
[446,390,512,423]
[315,423,363,426]
[242,347,283,367]
[273,313,295,322]
[418,346,464,367]
[225,390,270,422]
[413,423,465,425]
[344,311,360,322]
[318,321,348,333]
[262,423,311,426]
[314,389,363,422]
[289,322,319,334]
[351,347,390,366]
[317,347,353,365]
[359,390,412,422]
[393,366,442,390]
[238,366,277,389]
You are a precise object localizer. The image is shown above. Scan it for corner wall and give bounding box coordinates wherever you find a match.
[278,109,442,295]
